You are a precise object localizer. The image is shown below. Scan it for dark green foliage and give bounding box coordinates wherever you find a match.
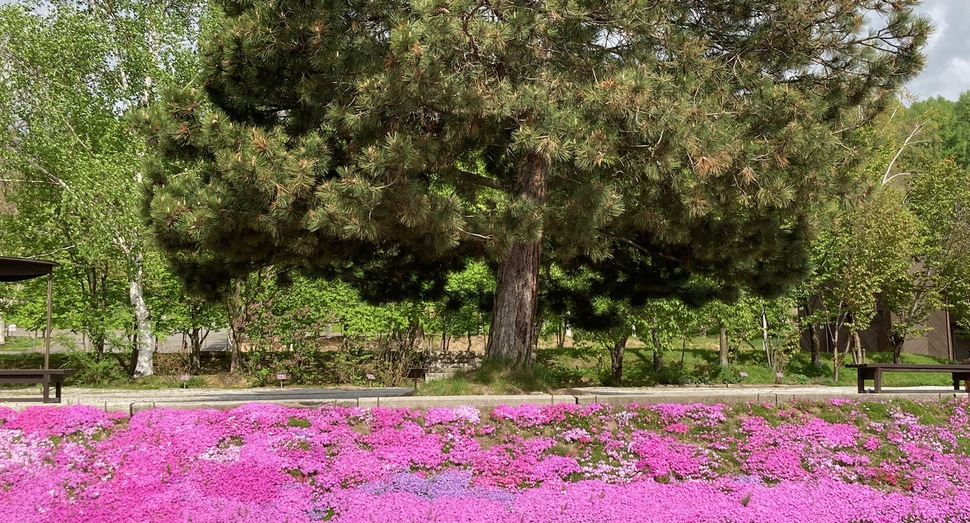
[907,94,970,170]
[141,0,929,357]
[64,349,129,386]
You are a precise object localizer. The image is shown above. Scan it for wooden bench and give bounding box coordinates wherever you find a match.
[848,363,970,394]
[0,369,76,403]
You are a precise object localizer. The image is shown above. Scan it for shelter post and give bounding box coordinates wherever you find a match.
[45,272,52,370]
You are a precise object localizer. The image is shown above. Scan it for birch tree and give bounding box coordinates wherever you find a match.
[0,0,206,375]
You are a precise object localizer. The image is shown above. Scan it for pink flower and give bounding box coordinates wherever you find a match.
[664,423,690,434]
[0,399,967,521]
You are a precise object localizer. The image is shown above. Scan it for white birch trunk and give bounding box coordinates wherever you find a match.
[762,306,772,370]
[131,256,154,377]
[718,325,729,367]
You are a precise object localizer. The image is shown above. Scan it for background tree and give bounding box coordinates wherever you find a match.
[886,159,970,357]
[904,93,970,170]
[874,106,942,361]
[0,0,207,376]
[142,0,928,368]
[1,2,137,359]
[807,183,917,380]
[151,268,227,374]
[432,261,494,352]
[569,298,699,387]
[703,295,766,368]
[844,96,970,363]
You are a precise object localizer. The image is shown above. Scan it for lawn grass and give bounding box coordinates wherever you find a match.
[418,361,565,395]
[0,334,962,393]
[417,339,964,395]
[0,352,69,369]
[0,336,40,352]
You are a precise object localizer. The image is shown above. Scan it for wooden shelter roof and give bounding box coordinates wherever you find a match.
[0,256,58,282]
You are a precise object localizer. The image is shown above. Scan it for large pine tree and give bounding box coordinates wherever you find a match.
[142,0,928,366]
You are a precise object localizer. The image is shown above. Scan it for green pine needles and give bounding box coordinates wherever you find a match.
[141,0,929,365]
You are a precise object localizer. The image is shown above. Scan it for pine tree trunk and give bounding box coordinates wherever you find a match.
[486,241,541,367]
[718,325,729,367]
[0,314,5,346]
[228,324,241,373]
[485,151,547,367]
[131,257,155,378]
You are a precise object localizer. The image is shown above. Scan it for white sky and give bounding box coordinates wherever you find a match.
[908,0,970,101]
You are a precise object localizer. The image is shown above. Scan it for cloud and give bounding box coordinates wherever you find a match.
[907,0,970,100]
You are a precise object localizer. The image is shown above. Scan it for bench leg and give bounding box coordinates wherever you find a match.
[41,376,51,403]
[953,373,970,393]
[874,369,883,394]
[858,372,865,394]
[54,382,62,403]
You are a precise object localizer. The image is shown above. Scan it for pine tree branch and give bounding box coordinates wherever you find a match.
[440,166,507,191]
[457,227,492,241]
[460,0,486,62]
[600,231,683,264]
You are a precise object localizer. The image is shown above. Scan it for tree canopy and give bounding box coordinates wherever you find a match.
[142,0,929,365]
[1,0,208,375]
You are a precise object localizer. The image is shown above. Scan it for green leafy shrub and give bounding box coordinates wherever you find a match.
[64,349,127,386]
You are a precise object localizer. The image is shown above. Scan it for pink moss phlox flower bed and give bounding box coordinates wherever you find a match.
[1,398,969,522]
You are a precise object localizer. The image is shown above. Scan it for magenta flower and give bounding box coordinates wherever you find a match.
[0,398,967,522]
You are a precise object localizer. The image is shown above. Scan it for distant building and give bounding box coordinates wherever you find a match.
[807,308,969,361]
